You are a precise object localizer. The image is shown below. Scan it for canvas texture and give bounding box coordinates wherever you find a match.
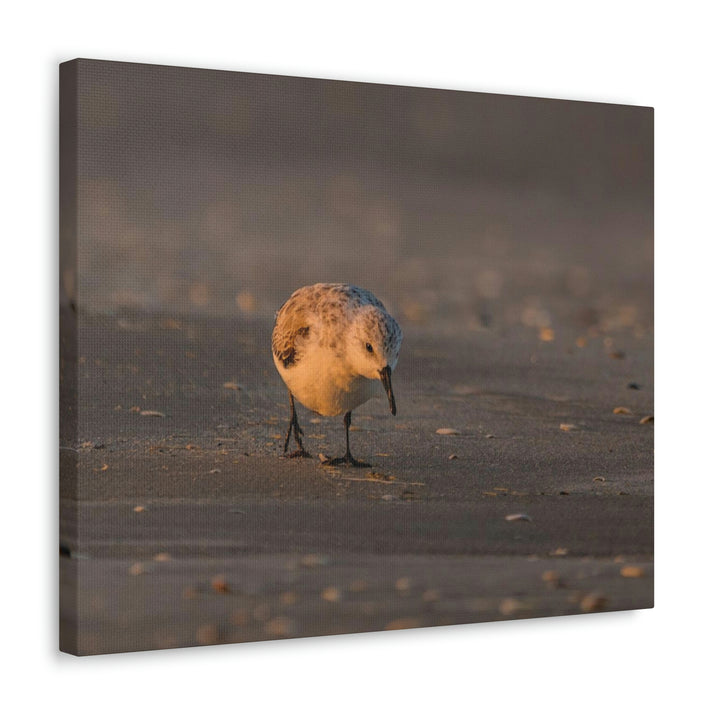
[59,59,653,655]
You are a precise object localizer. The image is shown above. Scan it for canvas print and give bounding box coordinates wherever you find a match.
[59,59,653,655]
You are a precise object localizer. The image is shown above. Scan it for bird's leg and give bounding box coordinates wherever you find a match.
[323,411,371,467]
[283,392,311,458]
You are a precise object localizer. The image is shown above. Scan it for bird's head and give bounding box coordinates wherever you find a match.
[348,306,402,415]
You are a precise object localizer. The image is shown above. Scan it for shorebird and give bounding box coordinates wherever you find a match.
[272,283,402,466]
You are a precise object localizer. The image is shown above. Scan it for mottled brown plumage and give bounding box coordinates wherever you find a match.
[271,283,402,465]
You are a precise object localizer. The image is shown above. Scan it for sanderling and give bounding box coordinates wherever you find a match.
[272,283,402,466]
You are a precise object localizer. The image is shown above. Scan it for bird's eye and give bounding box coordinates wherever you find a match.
[366,343,374,353]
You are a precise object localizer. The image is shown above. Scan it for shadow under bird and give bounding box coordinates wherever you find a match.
[272,283,403,466]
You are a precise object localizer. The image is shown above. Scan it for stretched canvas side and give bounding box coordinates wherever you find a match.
[59,59,80,655]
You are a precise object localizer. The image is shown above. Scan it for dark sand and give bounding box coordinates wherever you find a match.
[60,309,653,655]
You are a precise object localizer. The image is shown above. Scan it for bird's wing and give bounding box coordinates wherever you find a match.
[272,295,311,369]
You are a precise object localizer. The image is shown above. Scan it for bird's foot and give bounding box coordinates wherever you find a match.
[322,453,371,468]
[285,449,312,459]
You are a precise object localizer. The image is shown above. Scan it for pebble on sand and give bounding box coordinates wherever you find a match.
[580,593,608,612]
[538,327,555,342]
[321,587,341,602]
[196,624,220,645]
[395,577,412,591]
[128,562,146,576]
[385,618,421,631]
[499,598,526,616]
[620,566,645,578]
[265,616,294,637]
[211,575,230,594]
[549,548,569,556]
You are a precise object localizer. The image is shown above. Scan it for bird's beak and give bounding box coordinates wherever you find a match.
[379,366,396,416]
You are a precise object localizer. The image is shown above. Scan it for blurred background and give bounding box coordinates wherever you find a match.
[64,59,653,334]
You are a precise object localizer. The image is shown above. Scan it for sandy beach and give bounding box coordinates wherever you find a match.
[59,61,653,655]
[60,307,652,654]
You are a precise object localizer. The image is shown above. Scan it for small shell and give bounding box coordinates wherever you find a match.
[265,616,293,637]
[395,577,412,591]
[580,593,608,612]
[499,598,525,616]
[321,586,340,602]
[639,415,654,424]
[140,410,165,417]
[196,624,220,645]
[211,575,230,593]
[436,428,460,435]
[384,618,421,631]
[128,562,146,576]
[613,407,632,415]
[620,566,645,578]
[505,513,532,522]
[235,292,256,313]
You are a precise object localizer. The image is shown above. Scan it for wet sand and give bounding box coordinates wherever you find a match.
[60,309,653,655]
